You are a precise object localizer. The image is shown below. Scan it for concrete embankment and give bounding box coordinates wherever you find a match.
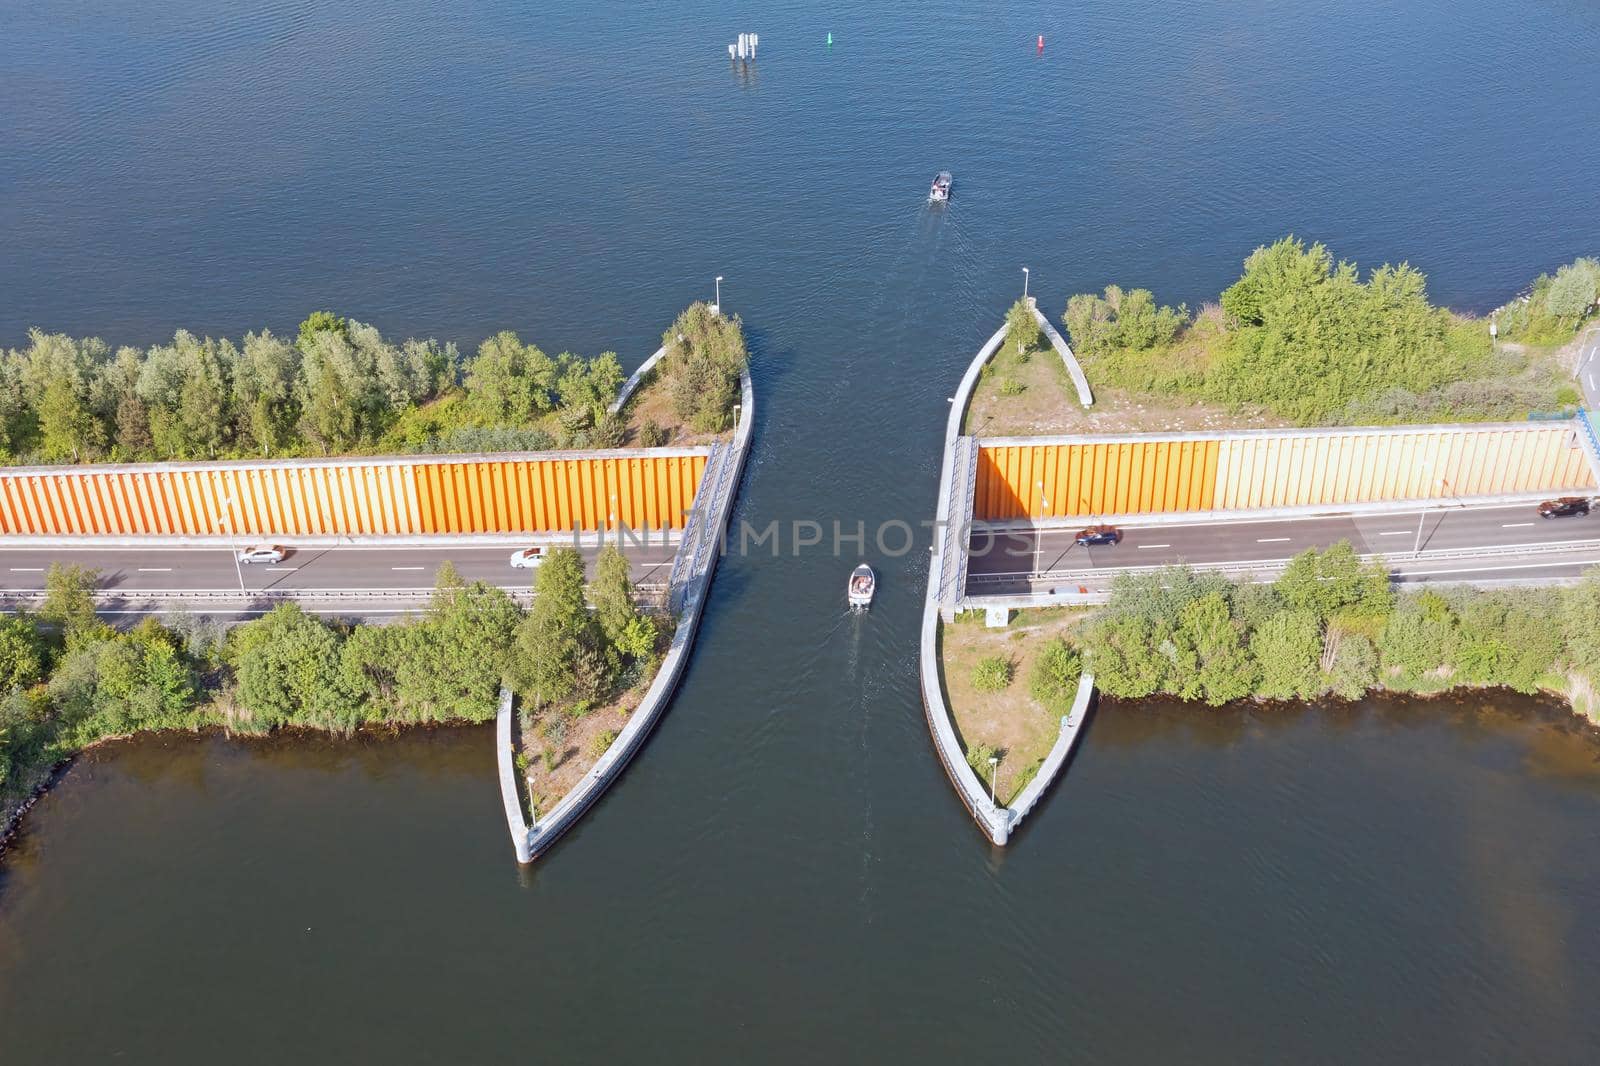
[920,308,1096,846]
[1028,297,1094,407]
[497,370,755,863]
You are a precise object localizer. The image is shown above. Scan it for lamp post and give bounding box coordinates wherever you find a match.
[1413,477,1445,555]
[714,275,723,314]
[1022,266,1030,301]
[217,498,246,596]
[988,754,999,805]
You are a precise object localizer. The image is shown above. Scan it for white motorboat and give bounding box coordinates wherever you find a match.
[929,171,952,203]
[847,563,876,610]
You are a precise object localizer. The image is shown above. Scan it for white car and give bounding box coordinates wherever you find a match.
[238,544,287,565]
[508,546,547,570]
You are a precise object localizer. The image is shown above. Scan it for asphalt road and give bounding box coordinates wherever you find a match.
[0,541,678,599]
[965,501,1600,593]
[1578,325,1600,410]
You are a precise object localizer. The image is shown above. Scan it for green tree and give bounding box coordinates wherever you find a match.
[591,545,638,649]
[1005,298,1040,356]
[1250,609,1323,700]
[40,563,99,642]
[1378,590,1458,689]
[0,614,46,693]
[392,569,522,722]
[1274,542,1393,622]
[1544,258,1600,324]
[1325,632,1379,699]
[1028,636,1081,713]
[1176,593,1256,705]
[1564,568,1600,677]
[662,302,746,432]
[230,604,353,731]
[297,311,347,347]
[512,548,598,710]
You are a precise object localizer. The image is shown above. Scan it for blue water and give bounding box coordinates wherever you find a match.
[4,2,1600,1063]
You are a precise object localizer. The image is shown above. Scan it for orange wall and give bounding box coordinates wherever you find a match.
[0,452,708,536]
[975,424,1596,521]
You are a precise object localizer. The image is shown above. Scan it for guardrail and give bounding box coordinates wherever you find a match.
[964,537,1600,588]
[0,582,667,606]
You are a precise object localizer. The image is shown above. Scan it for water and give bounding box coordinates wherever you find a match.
[4,1,1600,1061]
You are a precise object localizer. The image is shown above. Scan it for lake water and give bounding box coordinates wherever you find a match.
[4,1,1600,1062]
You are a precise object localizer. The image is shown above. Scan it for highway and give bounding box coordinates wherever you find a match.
[1579,324,1600,410]
[965,501,1600,594]
[0,541,678,618]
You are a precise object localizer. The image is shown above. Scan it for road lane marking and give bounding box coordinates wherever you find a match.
[1501,522,1535,528]
[1377,530,1409,536]
[1136,543,1171,549]
[8,567,43,572]
[137,567,172,572]
[1256,537,1291,543]
[391,566,426,571]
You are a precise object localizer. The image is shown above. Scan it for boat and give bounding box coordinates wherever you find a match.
[848,563,876,610]
[928,171,952,203]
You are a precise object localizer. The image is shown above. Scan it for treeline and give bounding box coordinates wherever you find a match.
[1063,237,1593,425]
[0,548,662,804]
[1082,543,1600,709]
[0,304,754,465]
[1495,257,1600,345]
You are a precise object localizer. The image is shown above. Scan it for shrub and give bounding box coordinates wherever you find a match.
[638,419,670,447]
[1029,637,1082,713]
[591,729,618,756]
[971,656,1014,692]
[965,742,1000,777]
[998,377,1026,396]
[1006,298,1040,356]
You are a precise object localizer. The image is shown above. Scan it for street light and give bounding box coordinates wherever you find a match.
[1022,266,1030,300]
[988,754,999,805]
[216,497,246,596]
[714,275,723,314]
[1413,477,1446,555]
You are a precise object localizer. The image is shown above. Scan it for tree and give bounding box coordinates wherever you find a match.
[40,563,99,642]
[1378,590,1458,689]
[1544,258,1600,324]
[229,604,353,731]
[512,548,598,710]
[1028,637,1081,713]
[37,373,101,461]
[1274,542,1392,623]
[232,330,301,454]
[1250,609,1323,700]
[391,568,522,722]
[1006,298,1040,356]
[662,302,746,431]
[298,311,347,347]
[464,331,555,425]
[0,615,46,693]
[1564,568,1600,677]
[1175,593,1256,705]
[591,545,638,649]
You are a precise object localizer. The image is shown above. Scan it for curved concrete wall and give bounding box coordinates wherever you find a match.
[976,422,1597,521]
[0,449,708,536]
[501,370,756,863]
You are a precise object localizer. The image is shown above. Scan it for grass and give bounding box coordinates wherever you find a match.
[618,372,735,449]
[939,607,1090,805]
[962,335,1288,438]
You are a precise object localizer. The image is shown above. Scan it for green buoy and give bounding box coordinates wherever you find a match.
[827,32,832,47]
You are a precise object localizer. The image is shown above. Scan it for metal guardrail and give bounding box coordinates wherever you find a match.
[963,537,1600,587]
[0,582,667,605]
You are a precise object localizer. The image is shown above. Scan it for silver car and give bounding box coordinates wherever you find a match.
[508,546,547,569]
[237,545,287,565]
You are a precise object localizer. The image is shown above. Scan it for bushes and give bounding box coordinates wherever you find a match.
[1498,258,1599,344]
[1061,236,1576,424]
[1080,549,1600,706]
[661,302,746,432]
[1005,298,1040,356]
[971,656,1014,692]
[1028,637,1082,713]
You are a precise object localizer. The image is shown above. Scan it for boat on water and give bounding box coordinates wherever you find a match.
[848,563,876,610]
[928,171,952,203]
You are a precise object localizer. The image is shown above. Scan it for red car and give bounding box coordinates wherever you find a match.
[1537,497,1591,519]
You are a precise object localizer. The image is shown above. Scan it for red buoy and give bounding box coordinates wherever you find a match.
[1037,34,1044,51]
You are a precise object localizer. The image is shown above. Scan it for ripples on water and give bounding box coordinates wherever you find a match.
[4,0,1600,1061]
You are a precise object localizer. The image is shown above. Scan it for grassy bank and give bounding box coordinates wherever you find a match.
[0,548,666,846]
[939,607,1087,805]
[1061,238,1595,426]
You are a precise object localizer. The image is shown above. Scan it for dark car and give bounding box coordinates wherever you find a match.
[1074,525,1123,546]
[1537,497,1591,519]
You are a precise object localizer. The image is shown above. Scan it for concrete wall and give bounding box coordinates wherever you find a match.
[0,448,709,536]
[975,421,1597,521]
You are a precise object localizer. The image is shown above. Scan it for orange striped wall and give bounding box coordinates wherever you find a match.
[0,451,708,536]
[975,424,1597,520]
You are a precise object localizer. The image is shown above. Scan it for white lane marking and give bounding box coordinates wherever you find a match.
[1136,543,1170,549]
[391,566,426,571]
[8,567,44,572]
[137,567,172,572]
[1377,530,1410,536]
[1256,537,1291,543]
[1501,522,1535,528]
